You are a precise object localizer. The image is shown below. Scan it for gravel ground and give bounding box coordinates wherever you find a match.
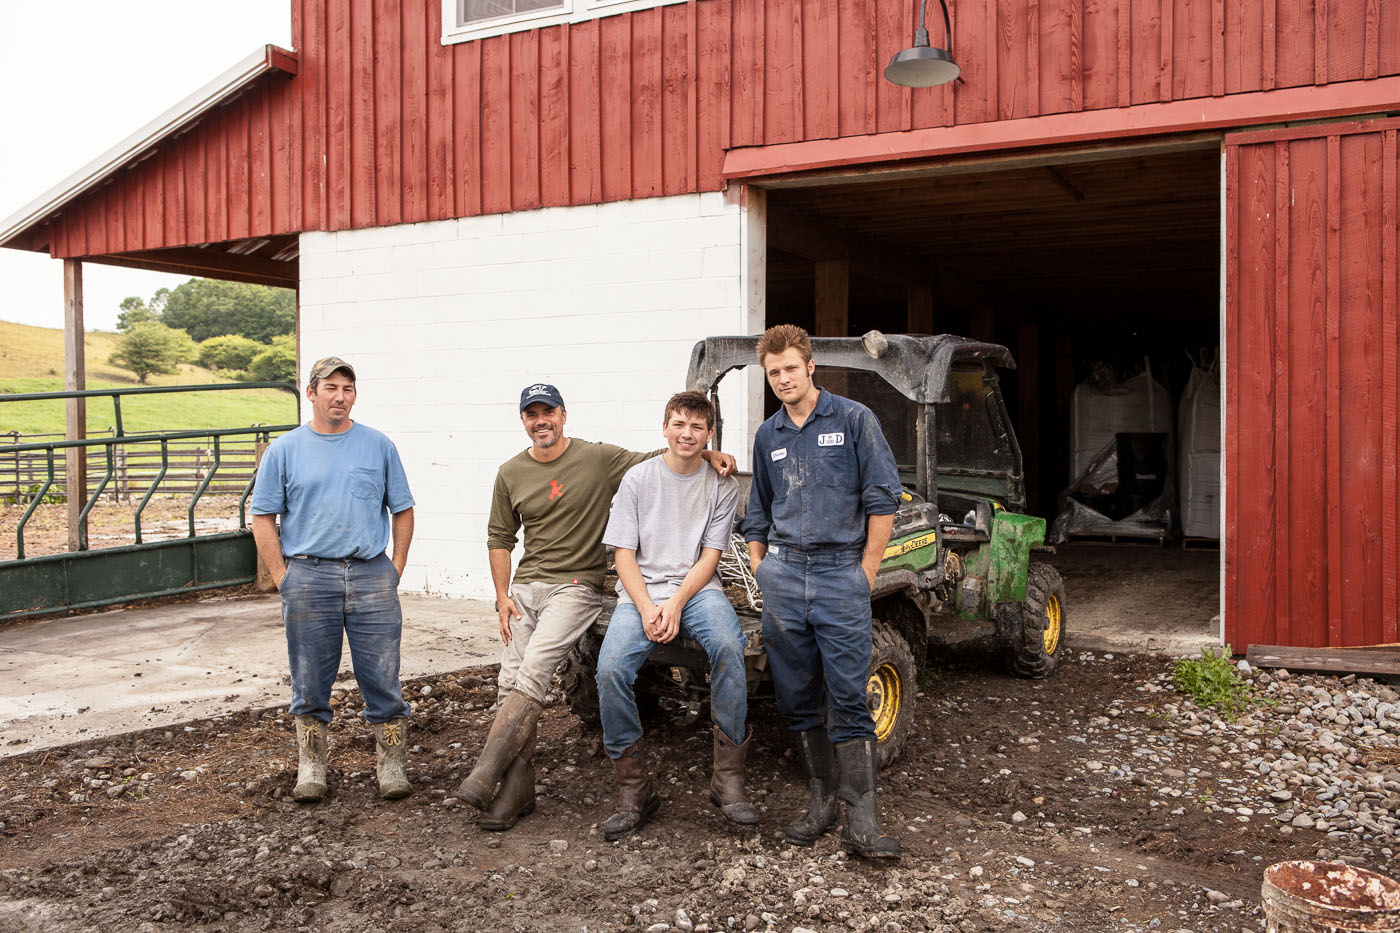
[0,650,1396,932]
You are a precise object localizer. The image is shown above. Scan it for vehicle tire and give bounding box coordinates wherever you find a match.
[1009,562,1067,679]
[559,631,602,726]
[867,619,917,770]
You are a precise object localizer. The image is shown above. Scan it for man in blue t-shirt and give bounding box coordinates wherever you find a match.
[251,356,416,803]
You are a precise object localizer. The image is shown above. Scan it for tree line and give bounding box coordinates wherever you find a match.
[108,279,296,384]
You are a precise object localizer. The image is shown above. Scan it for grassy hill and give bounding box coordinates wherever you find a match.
[0,320,299,436]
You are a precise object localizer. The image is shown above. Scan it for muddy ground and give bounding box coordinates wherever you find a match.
[2,645,1391,933]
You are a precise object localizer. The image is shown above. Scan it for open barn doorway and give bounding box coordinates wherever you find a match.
[758,139,1223,654]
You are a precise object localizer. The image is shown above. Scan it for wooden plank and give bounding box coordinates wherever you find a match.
[1115,0,1130,106]
[426,1,454,220]
[763,0,799,143]
[1383,128,1398,645]
[205,110,228,242]
[1081,0,1118,111]
[1325,133,1342,646]
[373,0,402,227]
[539,24,571,207]
[1174,0,1211,99]
[349,0,377,229]
[1211,0,1225,96]
[454,38,482,216]
[814,260,849,337]
[630,8,662,199]
[568,20,602,205]
[874,0,908,132]
[1314,0,1328,85]
[599,16,632,202]
[510,29,542,209]
[401,0,429,223]
[802,0,837,139]
[325,0,352,230]
[250,87,273,237]
[1246,644,1400,676]
[64,260,85,553]
[1272,141,1290,645]
[659,4,691,195]
[684,1,699,191]
[269,78,293,234]
[695,0,730,190]
[1274,0,1314,89]
[479,36,513,215]
[837,0,871,134]
[227,100,252,241]
[730,0,763,147]
[1037,0,1076,116]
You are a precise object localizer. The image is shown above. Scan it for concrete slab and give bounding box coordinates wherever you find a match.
[0,593,501,757]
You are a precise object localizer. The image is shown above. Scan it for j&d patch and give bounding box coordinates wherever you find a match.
[817,433,845,447]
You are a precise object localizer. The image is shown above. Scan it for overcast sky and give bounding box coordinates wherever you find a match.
[0,1,293,333]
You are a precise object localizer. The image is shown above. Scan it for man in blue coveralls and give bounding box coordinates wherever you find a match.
[742,324,903,859]
[251,356,416,803]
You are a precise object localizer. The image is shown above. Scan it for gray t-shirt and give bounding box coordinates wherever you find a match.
[602,456,740,606]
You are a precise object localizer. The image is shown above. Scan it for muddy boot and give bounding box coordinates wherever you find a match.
[459,690,543,810]
[835,737,901,860]
[480,721,537,831]
[372,719,412,800]
[710,726,759,827]
[292,715,329,802]
[784,727,839,845]
[600,743,659,841]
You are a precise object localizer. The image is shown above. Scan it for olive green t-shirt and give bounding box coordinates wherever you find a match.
[487,439,661,592]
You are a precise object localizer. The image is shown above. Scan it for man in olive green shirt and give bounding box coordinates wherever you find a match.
[460,383,734,831]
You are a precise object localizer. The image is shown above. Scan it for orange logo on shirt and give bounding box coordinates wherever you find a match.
[549,480,564,501]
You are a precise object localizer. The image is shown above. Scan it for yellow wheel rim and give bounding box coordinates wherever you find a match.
[866,663,902,742]
[1044,594,1063,655]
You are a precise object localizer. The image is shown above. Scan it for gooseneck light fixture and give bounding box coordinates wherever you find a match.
[884,0,960,88]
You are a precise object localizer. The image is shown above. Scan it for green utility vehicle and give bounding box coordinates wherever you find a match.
[560,332,1066,766]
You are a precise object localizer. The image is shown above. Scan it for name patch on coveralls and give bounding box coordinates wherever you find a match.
[771,448,789,462]
[817,433,845,447]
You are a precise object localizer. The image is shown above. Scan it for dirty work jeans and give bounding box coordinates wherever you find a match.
[595,588,748,759]
[755,546,875,744]
[498,582,605,704]
[281,553,412,724]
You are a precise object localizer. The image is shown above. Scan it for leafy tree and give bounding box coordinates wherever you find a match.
[197,334,265,372]
[116,296,159,332]
[161,278,296,343]
[248,335,297,383]
[108,322,196,384]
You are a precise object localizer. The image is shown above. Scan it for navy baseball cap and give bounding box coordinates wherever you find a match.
[519,383,565,411]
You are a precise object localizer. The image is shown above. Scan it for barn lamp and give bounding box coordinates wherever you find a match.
[884,0,960,88]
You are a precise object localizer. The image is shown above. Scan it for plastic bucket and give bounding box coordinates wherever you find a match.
[1262,861,1400,932]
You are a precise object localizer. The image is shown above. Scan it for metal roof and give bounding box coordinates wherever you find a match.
[0,45,297,250]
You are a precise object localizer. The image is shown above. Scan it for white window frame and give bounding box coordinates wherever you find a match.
[442,0,689,45]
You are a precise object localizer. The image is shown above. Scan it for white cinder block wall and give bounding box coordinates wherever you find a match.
[297,191,756,598]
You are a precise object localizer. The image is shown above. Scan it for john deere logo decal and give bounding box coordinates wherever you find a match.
[882,531,937,560]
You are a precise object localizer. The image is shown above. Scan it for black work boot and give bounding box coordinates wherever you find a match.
[600,743,659,841]
[479,721,537,831]
[709,726,759,827]
[835,737,901,860]
[784,727,839,845]
[459,691,543,810]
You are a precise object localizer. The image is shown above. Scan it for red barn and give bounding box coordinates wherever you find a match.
[2,0,1398,650]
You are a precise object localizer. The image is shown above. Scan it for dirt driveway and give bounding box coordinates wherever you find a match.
[1,644,1395,933]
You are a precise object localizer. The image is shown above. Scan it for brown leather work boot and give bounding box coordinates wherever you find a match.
[600,743,659,841]
[459,690,543,810]
[479,720,537,831]
[293,715,329,802]
[372,719,411,800]
[710,726,759,827]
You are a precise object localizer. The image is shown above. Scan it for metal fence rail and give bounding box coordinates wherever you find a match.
[0,382,299,620]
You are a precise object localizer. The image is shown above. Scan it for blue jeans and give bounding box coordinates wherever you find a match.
[595,588,748,759]
[756,547,874,744]
[281,553,412,724]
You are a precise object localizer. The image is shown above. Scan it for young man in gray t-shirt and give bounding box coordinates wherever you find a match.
[594,391,758,840]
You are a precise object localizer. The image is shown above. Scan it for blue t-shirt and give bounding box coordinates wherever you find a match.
[250,422,414,560]
[741,388,901,551]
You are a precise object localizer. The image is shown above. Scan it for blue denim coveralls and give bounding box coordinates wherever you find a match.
[742,389,901,743]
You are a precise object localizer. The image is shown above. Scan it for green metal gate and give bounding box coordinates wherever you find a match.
[0,383,297,620]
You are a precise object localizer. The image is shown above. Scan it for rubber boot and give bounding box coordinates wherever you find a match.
[479,721,537,831]
[784,727,839,845]
[709,726,759,827]
[600,743,659,841]
[459,690,543,810]
[292,715,329,802]
[835,737,901,860]
[372,719,412,800]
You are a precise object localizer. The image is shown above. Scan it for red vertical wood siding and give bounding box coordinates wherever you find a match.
[37,0,1400,257]
[1226,117,1400,650]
